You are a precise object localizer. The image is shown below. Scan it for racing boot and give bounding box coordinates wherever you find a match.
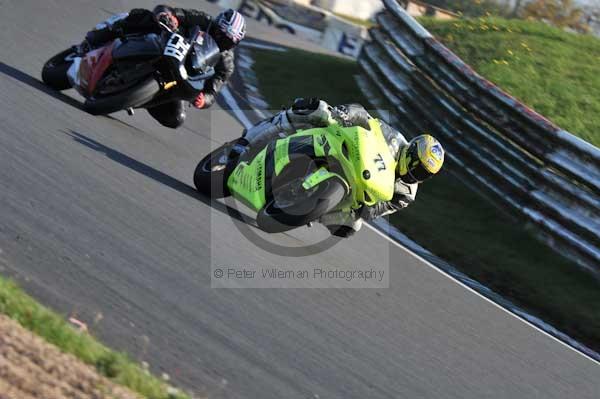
[241,110,294,149]
[286,97,334,129]
[319,209,363,238]
[242,97,333,149]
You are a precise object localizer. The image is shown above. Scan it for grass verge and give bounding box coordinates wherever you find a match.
[419,16,600,147]
[250,47,600,352]
[249,48,369,108]
[0,277,189,399]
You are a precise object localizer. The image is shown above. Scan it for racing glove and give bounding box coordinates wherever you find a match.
[193,92,206,109]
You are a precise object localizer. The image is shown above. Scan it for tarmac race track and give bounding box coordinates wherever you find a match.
[0,1,598,398]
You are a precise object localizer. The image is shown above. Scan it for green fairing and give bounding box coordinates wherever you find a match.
[302,168,347,191]
[227,147,268,211]
[274,137,290,176]
[227,119,397,212]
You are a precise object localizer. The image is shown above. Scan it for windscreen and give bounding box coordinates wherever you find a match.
[378,120,405,161]
[190,32,221,74]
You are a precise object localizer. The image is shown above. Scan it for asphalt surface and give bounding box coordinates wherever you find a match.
[0,1,599,398]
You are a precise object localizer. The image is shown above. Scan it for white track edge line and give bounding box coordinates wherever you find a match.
[364,223,600,367]
[221,86,254,129]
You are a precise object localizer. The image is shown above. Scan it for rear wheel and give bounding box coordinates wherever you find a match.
[256,176,347,233]
[194,142,240,198]
[83,77,160,115]
[42,48,76,90]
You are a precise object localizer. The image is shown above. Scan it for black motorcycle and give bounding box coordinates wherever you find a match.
[41,23,220,115]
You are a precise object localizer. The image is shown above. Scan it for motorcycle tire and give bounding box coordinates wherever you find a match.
[256,177,347,233]
[194,142,238,198]
[42,48,76,90]
[83,77,160,115]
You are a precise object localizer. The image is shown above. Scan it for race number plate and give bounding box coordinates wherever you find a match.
[164,33,191,62]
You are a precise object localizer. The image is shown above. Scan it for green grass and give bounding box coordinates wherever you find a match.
[0,277,189,399]
[418,16,600,147]
[250,48,369,109]
[250,46,600,352]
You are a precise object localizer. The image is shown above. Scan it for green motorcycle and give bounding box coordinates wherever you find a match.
[194,118,397,233]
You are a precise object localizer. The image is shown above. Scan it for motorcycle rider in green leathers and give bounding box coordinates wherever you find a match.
[231,98,445,237]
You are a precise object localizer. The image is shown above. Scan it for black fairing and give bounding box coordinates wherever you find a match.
[187,33,220,75]
[112,34,162,61]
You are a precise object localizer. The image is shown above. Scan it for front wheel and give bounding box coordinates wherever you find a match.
[42,48,77,90]
[194,142,240,198]
[256,177,348,233]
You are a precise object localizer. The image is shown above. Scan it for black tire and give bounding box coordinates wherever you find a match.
[42,48,76,90]
[194,142,238,198]
[257,177,347,233]
[83,77,160,115]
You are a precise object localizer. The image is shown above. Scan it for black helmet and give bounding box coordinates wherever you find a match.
[210,9,246,51]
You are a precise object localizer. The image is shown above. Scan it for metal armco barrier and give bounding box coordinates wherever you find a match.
[359,0,600,275]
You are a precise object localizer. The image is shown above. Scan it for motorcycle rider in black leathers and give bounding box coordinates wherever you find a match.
[233,98,445,237]
[85,5,246,128]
